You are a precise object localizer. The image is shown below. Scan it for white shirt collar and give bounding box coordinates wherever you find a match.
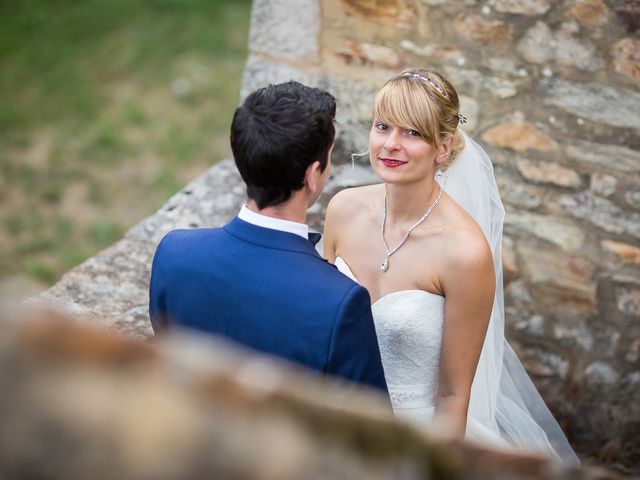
[238,205,309,239]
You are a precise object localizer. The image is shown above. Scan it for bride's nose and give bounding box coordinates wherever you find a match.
[383,129,402,151]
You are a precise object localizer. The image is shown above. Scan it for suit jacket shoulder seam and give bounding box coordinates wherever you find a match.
[223,228,326,262]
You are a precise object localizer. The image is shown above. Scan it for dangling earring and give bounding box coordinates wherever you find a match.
[435,169,444,182]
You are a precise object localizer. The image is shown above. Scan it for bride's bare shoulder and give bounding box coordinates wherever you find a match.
[440,209,493,276]
[326,184,382,220]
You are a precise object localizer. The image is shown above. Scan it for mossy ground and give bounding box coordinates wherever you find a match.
[0,0,252,291]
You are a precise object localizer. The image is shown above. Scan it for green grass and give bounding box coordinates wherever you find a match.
[0,0,252,288]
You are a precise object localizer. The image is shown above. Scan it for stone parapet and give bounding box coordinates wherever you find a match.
[0,309,621,480]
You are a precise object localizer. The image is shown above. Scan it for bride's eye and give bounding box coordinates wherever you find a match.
[375,122,388,131]
[407,129,421,137]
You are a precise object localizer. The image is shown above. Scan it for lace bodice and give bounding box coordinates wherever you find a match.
[371,290,444,388]
[335,257,445,420]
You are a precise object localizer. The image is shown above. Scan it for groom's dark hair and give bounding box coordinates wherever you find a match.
[230,81,336,209]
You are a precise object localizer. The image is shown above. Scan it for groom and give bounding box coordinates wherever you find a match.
[149,81,388,393]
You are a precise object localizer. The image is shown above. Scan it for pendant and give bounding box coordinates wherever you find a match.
[380,258,389,273]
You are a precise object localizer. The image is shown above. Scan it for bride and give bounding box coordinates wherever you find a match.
[323,68,579,464]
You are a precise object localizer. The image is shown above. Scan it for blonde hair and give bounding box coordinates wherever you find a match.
[373,68,465,169]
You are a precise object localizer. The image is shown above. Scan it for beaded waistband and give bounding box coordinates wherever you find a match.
[388,384,435,409]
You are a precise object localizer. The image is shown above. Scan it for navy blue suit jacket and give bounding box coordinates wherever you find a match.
[149,216,388,393]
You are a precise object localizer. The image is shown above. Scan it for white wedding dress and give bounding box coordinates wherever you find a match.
[329,134,579,465]
[335,258,509,450]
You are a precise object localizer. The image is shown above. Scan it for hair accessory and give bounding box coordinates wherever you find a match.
[458,113,468,125]
[401,72,448,99]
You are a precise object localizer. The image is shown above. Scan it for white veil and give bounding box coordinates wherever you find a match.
[438,133,580,465]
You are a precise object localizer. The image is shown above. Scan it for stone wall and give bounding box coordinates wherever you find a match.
[36,0,640,473]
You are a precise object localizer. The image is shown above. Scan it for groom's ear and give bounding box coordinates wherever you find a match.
[304,160,323,193]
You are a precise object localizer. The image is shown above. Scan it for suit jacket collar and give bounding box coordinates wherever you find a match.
[224,216,322,258]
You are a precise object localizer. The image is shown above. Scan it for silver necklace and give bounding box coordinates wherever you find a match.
[380,186,443,273]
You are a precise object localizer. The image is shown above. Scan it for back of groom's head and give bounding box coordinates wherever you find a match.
[230,81,336,210]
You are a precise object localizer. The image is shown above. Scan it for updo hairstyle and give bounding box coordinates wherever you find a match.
[373,68,465,169]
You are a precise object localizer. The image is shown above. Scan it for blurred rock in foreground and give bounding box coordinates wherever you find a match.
[0,308,619,480]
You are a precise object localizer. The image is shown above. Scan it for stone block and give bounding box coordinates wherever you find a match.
[442,67,522,101]
[590,173,617,197]
[505,279,533,305]
[585,361,620,387]
[486,57,529,77]
[626,190,640,209]
[564,140,640,174]
[627,339,640,363]
[514,313,545,337]
[484,76,519,98]
[519,347,570,379]
[401,40,466,66]
[517,21,603,71]
[516,158,582,188]
[336,41,405,69]
[505,210,585,252]
[482,120,557,152]
[488,0,551,15]
[601,240,640,264]
[541,78,640,129]
[341,0,418,28]
[616,287,640,317]
[565,0,610,26]
[517,243,597,314]
[495,169,545,209]
[553,320,594,351]
[614,1,640,34]
[554,26,602,72]
[627,371,640,385]
[453,13,511,43]
[248,0,320,61]
[591,324,621,357]
[612,38,640,85]
[560,191,640,239]
[517,22,554,64]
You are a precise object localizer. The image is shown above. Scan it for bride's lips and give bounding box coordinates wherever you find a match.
[380,157,407,168]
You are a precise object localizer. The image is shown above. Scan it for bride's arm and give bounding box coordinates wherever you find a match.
[435,229,495,437]
[323,189,351,263]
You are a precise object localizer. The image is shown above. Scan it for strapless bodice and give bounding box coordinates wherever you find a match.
[371,289,444,387]
[335,257,445,422]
